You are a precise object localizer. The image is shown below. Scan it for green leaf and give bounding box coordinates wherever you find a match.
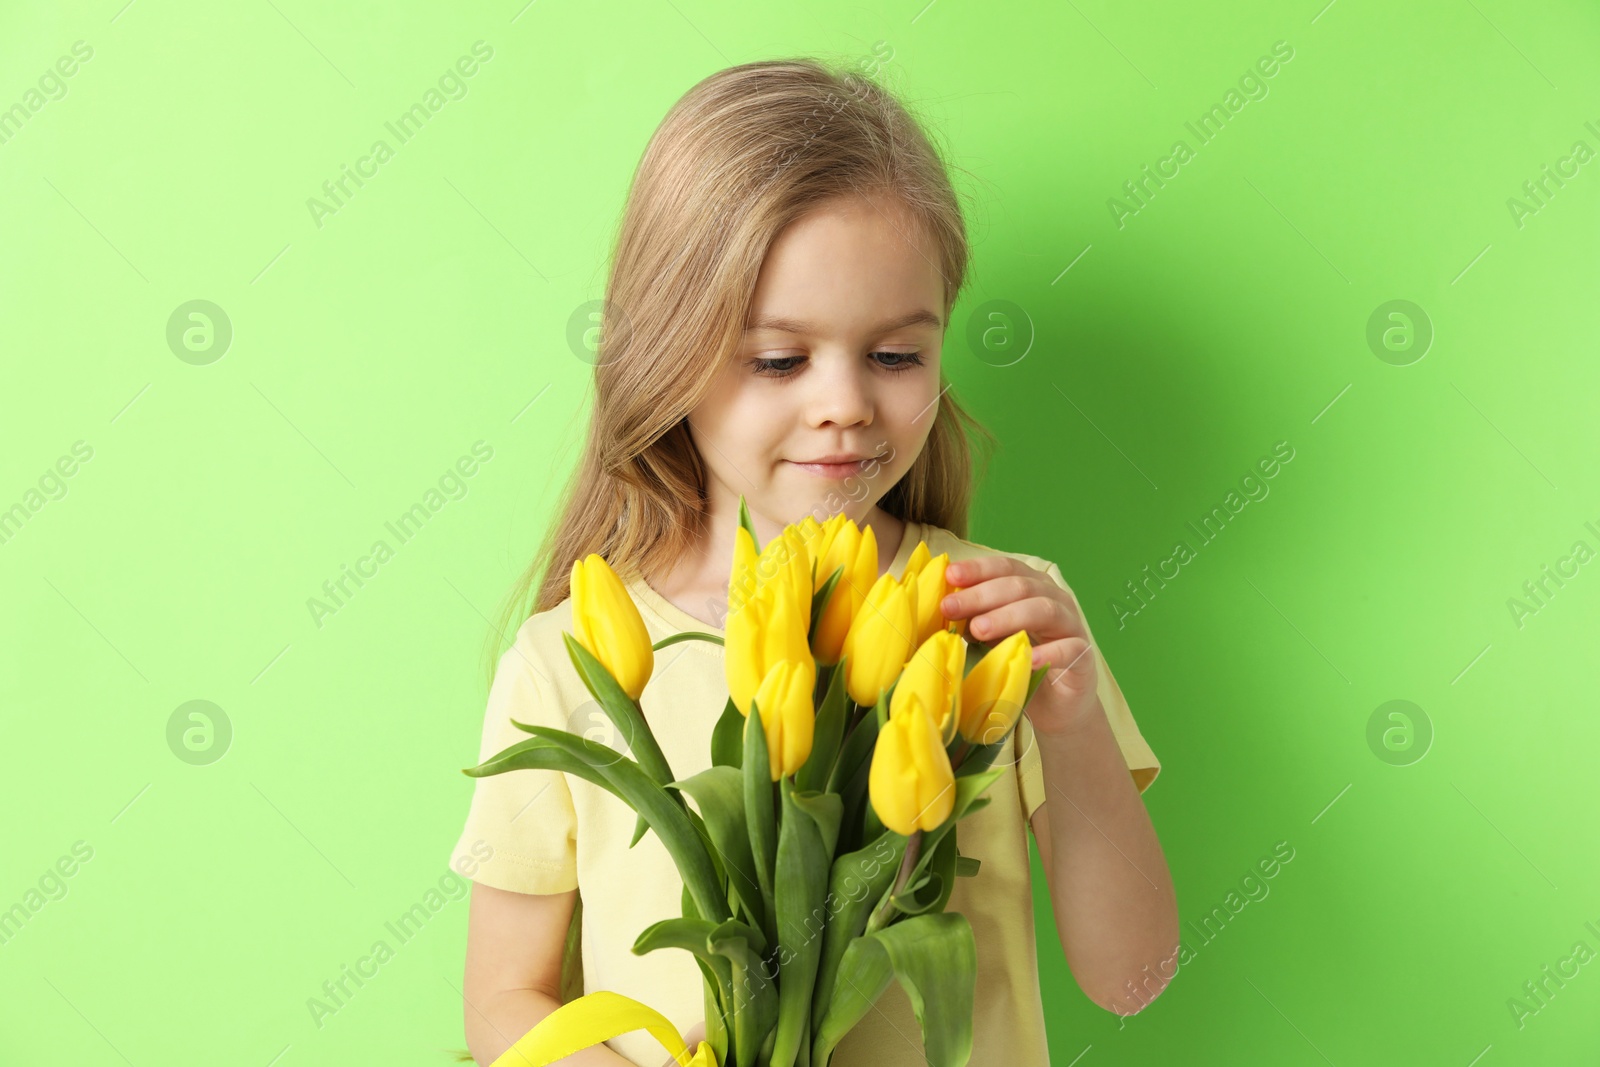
[712,696,745,770]
[561,630,683,849]
[955,854,981,878]
[951,736,1008,777]
[808,563,845,648]
[465,735,608,792]
[634,916,753,1067]
[809,830,909,1035]
[811,912,977,1067]
[796,653,850,793]
[738,495,760,552]
[829,708,881,856]
[697,955,731,1067]
[667,765,765,933]
[826,686,878,793]
[518,725,729,924]
[770,780,842,1067]
[744,702,779,950]
[711,917,779,1067]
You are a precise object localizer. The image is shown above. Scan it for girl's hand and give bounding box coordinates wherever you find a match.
[941,557,1101,736]
[660,1019,706,1066]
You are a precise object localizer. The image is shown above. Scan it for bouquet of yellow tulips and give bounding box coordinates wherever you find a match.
[464,500,1047,1067]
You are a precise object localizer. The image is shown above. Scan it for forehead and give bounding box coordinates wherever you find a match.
[745,196,946,336]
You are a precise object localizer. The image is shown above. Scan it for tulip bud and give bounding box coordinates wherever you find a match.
[569,554,655,701]
[812,520,877,666]
[869,690,956,835]
[891,629,966,745]
[726,576,813,718]
[959,630,1033,745]
[750,658,816,781]
[768,525,813,623]
[728,525,761,617]
[840,571,916,707]
[906,550,954,647]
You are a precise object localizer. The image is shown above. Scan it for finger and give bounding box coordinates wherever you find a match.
[1031,636,1097,692]
[941,572,1048,621]
[965,593,1073,644]
[943,555,1022,588]
[953,585,1081,633]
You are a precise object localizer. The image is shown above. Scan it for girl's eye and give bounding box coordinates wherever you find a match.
[750,352,926,379]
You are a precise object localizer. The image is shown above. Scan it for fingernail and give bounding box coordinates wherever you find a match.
[941,595,957,613]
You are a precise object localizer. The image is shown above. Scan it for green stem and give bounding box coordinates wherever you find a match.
[652,630,723,649]
[865,830,922,935]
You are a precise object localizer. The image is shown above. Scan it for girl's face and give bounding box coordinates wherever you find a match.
[687,193,947,532]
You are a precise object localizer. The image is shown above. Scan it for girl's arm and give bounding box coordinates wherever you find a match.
[1030,693,1180,1016]
[937,556,1179,1014]
[464,883,692,1066]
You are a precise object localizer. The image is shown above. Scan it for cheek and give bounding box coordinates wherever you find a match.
[882,373,940,436]
[691,377,788,455]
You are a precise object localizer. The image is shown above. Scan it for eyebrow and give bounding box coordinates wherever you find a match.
[743,309,943,335]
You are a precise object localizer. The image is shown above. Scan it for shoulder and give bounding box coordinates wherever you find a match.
[914,522,1063,584]
[495,595,578,697]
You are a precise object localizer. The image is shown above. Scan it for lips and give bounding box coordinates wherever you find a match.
[798,454,871,464]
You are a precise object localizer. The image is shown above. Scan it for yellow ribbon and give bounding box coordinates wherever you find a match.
[489,989,716,1067]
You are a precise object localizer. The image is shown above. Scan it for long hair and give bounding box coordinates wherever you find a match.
[480,56,996,690]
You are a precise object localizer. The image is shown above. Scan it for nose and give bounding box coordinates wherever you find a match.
[803,352,874,429]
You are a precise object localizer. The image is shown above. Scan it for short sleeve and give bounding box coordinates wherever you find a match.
[1015,560,1162,822]
[448,635,580,895]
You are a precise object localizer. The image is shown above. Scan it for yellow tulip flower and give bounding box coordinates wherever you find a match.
[792,513,828,578]
[728,524,761,616]
[725,575,813,718]
[812,520,878,666]
[906,548,956,647]
[959,630,1033,745]
[891,629,966,745]
[750,658,816,781]
[840,571,916,707]
[569,554,655,701]
[769,525,813,619]
[869,690,956,835]
[728,522,812,624]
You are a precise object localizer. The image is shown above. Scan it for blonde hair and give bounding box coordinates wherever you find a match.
[481,56,996,688]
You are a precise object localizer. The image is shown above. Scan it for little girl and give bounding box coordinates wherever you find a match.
[451,58,1176,1066]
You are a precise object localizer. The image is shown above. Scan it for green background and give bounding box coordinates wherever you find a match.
[2,0,1597,1063]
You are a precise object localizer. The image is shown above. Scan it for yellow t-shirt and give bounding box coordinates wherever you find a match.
[450,518,1161,1066]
